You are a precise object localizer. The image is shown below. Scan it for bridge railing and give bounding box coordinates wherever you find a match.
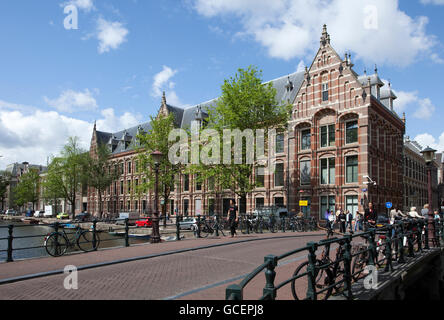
[226,218,444,300]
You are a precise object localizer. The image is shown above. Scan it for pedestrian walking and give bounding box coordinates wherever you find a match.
[345,210,353,233]
[421,204,430,218]
[327,210,335,237]
[227,199,238,238]
[354,211,363,231]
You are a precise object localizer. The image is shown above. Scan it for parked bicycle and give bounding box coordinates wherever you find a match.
[291,237,346,300]
[44,223,100,257]
[200,216,226,237]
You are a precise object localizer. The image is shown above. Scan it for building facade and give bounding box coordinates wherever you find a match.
[88,25,406,220]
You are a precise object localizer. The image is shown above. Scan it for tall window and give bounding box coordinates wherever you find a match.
[346,156,358,183]
[183,199,189,216]
[320,196,335,220]
[255,198,265,208]
[322,83,329,101]
[320,125,335,148]
[255,166,265,188]
[276,133,285,153]
[208,176,215,191]
[321,158,335,185]
[275,163,284,187]
[300,160,311,185]
[127,161,132,174]
[346,121,358,144]
[127,180,131,193]
[195,174,202,191]
[301,129,311,150]
[120,181,124,195]
[183,174,189,192]
[120,162,124,175]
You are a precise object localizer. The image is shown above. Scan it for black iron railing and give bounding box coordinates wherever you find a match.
[225,218,444,300]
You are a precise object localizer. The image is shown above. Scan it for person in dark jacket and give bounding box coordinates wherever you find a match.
[364,202,377,231]
[227,199,238,237]
[338,210,346,233]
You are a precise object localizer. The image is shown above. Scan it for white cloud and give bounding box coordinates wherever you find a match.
[0,102,143,169]
[63,0,95,12]
[414,132,444,154]
[191,0,439,66]
[151,66,189,107]
[390,88,436,120]
[96,18,129,54]
[413,97,436,120]
[44,89,98,113]
[296,60,305,73]
[431,53,444,64]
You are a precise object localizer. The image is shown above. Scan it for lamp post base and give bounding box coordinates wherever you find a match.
[151,215,162,244]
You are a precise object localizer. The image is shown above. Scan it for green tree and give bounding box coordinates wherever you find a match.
[85,143,119,219]
[14,168,40,211]
[42,157,67,216]
[0,171,12,211]
[137,113,182,225]
[194,66,291,215]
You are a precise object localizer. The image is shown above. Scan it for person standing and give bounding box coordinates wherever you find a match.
[327,210,335,237]
[354,211,363,232]
[364,202,377,231]
[227,199,238,238]
[338,210,346,233]
[345,210,353,233]
[421,204,430,219]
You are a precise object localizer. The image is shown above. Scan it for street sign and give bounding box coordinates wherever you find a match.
[299,200,308,207]
[386,202,392,209]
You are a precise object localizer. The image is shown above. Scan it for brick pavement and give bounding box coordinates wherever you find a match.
[0,231,326,300]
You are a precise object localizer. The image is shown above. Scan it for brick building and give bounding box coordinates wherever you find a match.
[88,25,406,220]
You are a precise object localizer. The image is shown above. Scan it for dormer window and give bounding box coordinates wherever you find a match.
[322,83,329,101]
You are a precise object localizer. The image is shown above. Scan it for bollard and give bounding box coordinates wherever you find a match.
[92,220,97,251]
[306,242,318,300]
[259,216,263,234]
[246,215,250,235]
[282,217,286,233]
[263,255,278,300]
[343,235,353,300]
[124,218,130,247]
[7,225,13,263]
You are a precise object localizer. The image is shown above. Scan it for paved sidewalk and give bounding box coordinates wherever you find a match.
[0,231,324,283]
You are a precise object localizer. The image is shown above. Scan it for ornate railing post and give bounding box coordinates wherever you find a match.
[92,219,97,251]
[397,221,406,264]
[263,255,278,300]
[215,215,220,237]
[384,226,393,272]
[343,235,353,300]
[407,220,414,258]
[306,242,318,300]
[367,229,376,266]
[6,225,14,263]
[226,284,243,300]
[125,218,130,247]
[176,215,181,241]
[424,218,430,250]
[196,215,202,238]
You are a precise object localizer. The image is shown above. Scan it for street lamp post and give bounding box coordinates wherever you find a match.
[421,146,437,247]
[150,150,163,244]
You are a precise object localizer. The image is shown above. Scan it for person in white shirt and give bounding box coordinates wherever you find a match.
[408,207,425,219]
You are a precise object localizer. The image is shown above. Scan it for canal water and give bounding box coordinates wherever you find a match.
[0,221,150,262]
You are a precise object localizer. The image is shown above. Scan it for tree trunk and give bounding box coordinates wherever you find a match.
[98,190,103,219]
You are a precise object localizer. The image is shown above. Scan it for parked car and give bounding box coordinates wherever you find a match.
[34,211,45,218]
[56,212,69,220]
[135,217,153,228]
[178,217,198,230]
[5,209,17,216]
[75,212,91,222]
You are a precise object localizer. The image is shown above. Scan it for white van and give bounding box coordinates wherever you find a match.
[43,206,54,217]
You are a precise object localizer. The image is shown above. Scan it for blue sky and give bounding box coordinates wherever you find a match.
[1,0,444,168]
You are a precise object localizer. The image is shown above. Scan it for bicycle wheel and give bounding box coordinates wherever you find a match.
[45,233,68,257]
[291,260,333,300]
[77,230,101,252]
[201,225,211,238]
[351,249,368,281]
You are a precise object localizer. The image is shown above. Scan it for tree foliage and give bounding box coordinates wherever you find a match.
[14,168,40,210]
[0,170,11,210]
